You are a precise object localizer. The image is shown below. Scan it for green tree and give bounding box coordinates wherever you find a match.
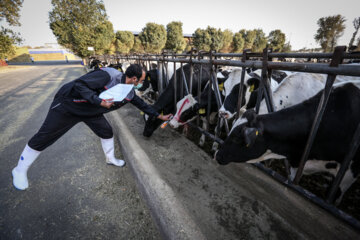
[220,29,233,52]
[282,41,292,52]
[165,21,186,53]
[131,36,145,53]
[232,32,244,53]
[139,22,167,53]
[252,29,267,52]
[349,17,360,49]
[193,28,211,51]
[115,30,134,54]
[0,0,24,59]
[0,0,23,26]
[93,20,115,55]
[192,26,224,52]
[49,0,114,58]
[314,14,346,52]
[268,29,286,52]
[207,26,224,52]
[239,29,256,50]
[0,27,22,58]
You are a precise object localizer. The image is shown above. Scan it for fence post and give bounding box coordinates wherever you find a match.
[173,53,177,111]
[326,121,360,204]
[236,50,249,119]
[293,46,347,184]
[197,51,203,126]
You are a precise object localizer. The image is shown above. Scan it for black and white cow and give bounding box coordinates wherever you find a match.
[219,68,280,119]
[168,74,231,147]
[143,64,212,137]
[215,81,360,204]
[138,62,182,92]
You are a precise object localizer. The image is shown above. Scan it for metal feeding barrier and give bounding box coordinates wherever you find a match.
[114,47,360,229]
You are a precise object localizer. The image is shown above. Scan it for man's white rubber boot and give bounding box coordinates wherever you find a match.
[100,137,125,167]
[12,144,41,190]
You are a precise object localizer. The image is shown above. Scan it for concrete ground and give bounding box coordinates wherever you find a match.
[107,103,360,239]
[0,65,160,239]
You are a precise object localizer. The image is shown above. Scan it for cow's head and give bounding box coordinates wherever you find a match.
[219,76,261,119]
[215,110,266,165]
[169,94,199,128]
[143,114,163,137]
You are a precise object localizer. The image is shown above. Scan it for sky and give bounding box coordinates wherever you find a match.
[3,0,360,50]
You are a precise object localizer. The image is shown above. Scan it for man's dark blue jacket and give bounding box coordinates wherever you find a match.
[53,68,159,117]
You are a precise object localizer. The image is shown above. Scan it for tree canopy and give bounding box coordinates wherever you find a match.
[0,0,23,26]
[349,17,360,50]
[232,32,244,53]
[165,21,186,53]
[0,27,22,59]
[240,29,256,50]
[0,0,23,59]
[139,23,167,53]
[268,29,286,52]
[193,26,224,52]
[115,30,134,54]
[220,29,233,53]
[49,0,114,58]
[251,29,267,52]
[314,14,346,52]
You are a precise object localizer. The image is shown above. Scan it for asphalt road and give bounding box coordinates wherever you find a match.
[0,65,160,239]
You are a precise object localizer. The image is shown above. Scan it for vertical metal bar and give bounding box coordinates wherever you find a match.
[197,52,203,126]
[157,60,163,94]
[189,50,194,92]
[180,65,190,95]
[261,48,275,113]
[326,121,360,203]
[210,52,229,134]
[162,62,167,88]
[180,63,184,98]
[293,46,346,184]
[236,50,249,119]
[173,54,177,110]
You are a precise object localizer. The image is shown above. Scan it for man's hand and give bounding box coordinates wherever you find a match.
[100,98,114,109]
[157,114,173,121]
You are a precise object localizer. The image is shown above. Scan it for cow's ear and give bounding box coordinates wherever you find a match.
[242,127,259,147]
[246,77,260,91]
[243,109,257,126]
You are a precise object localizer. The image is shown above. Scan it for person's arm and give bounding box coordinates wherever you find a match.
[130,94,172,120]
[73,71,110,106]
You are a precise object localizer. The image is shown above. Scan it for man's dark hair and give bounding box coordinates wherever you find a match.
[125,64,144,80]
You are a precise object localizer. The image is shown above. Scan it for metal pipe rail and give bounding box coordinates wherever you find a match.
[117,52,360,60]
[117,56,360,76]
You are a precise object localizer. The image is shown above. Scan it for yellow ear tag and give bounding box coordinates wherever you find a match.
[249,85,255,92]
[218,83,224,92]
[147,76,150,81]
[199,108,206,114]
[256,131,259,136]
[161,111,164,115]
[140,111,144,115]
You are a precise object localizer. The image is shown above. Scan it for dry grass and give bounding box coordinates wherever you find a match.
[0,65,33,73]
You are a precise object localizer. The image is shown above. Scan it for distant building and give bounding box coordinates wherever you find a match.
[28,48,80,61]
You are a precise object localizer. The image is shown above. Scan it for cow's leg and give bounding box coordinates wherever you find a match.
[334,165,358,205]
[290,167,297,181]
[303,160,339,177]
[199,117,207,147]
[212,117,224,152]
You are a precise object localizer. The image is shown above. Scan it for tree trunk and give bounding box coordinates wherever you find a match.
[348,29,359,49]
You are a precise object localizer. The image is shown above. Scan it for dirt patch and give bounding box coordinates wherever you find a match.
[0,65,34,73]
